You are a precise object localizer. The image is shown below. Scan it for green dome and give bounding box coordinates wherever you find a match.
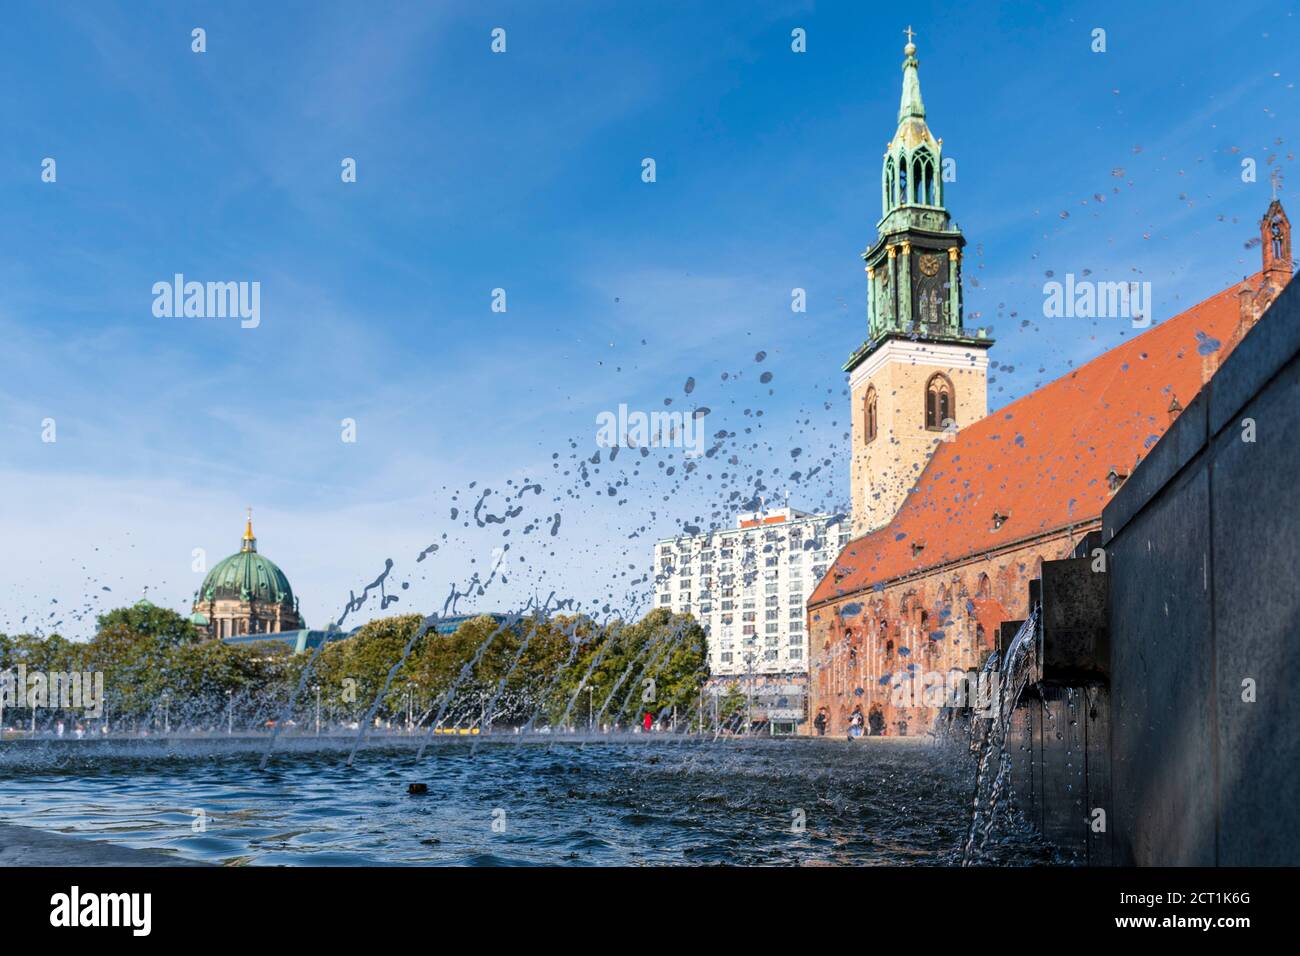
[198,548,295,605]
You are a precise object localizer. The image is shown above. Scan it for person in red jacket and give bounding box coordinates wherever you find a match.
[643,711,653,732]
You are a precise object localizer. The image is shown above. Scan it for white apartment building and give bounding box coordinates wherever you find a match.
[653,507,850,680]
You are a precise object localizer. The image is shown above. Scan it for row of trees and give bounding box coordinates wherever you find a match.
[0,603,722,733]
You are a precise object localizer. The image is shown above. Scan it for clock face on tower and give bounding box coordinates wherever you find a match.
[913,254,947,329]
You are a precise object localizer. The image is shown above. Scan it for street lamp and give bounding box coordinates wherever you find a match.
[161,690,170,735]
[226,689,234,736]
[314,685,321,736]
[745,653,755,737]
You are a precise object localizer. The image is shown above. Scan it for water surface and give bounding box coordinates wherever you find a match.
[0,736,1053,866]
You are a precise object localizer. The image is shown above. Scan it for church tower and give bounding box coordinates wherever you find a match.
[847,30,993,536]
[1260,197,1292,304]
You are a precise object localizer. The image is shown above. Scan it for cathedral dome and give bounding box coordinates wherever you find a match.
[199,550,295,605]
[197,515,295,606]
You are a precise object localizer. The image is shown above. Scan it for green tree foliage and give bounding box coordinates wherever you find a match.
[95,602,202,647]
[1,605,712,733]
[718,682,748,731]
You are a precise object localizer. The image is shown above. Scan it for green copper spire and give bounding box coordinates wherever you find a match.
[897,26,925,123]
[844,29,993,374]
[880,29,942,221]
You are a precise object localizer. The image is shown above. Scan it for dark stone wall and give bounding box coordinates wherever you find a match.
[1010,683,1111,864]
[1101,276,1300,866]
[1107,460,1216,865]
[1208,345,1300,865]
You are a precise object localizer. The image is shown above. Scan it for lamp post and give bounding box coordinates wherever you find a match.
[161,691,170,735]
[226,689,234,736]
[745,653,755,737]
[314,685,321,736]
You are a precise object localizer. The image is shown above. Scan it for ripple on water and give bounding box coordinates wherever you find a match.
[0,738,1046,866]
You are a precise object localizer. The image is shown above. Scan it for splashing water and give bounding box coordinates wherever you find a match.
[962,606,1039,865]
[469,602,556,750]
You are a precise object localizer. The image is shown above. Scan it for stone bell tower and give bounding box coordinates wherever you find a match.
[847,28,994,537]
[1260,196,1292,305]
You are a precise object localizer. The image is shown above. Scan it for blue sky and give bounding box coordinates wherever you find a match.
[0,0,1294,635]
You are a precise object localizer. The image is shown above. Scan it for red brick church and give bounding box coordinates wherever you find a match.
[806,37,1294,737]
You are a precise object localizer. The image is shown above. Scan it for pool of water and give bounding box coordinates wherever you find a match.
[0,736,1055,866]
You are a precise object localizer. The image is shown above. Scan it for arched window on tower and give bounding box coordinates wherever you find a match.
[912,149,935,205]
[885,160,897,211]
[897,155,909,204]
[864,387,878,444]
[925,373,954,431]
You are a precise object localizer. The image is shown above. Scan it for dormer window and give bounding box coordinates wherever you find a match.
[1168,396,1183,419]
[1107,469,1128,493]
[991,511,1008,530]
[911,541,925,558]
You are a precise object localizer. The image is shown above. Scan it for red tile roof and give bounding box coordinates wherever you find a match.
[810,275,1259,606]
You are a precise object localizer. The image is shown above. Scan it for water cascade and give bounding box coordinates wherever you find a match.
[962,606,1038,865]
